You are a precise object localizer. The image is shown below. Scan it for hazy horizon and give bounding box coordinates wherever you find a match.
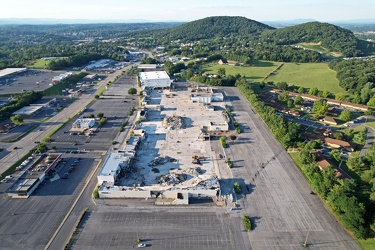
[1,0,375,24]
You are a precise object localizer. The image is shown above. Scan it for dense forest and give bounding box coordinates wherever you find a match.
[329,59,375,104]
[261,22,360,57]
[156,16,274,41]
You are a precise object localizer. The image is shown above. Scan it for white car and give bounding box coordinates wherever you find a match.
[137,243,147,248]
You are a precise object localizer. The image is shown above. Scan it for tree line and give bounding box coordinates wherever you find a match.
[329,59,375,105]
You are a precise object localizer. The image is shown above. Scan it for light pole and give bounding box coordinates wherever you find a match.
[13,148,19,161]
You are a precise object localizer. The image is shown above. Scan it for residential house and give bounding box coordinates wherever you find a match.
[218,58,240,66]
[322,116,338,125]
[324,137,355,152]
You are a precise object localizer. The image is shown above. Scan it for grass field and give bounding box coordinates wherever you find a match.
[267,62,344,94]
[204,60,344,94]
[27,59,49,69]
[204,60,281,82]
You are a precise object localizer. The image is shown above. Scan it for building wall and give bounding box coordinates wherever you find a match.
[208,123,228,132]
[97,175,115,186]
[99,189,151,198]
[191,95,211,104]
[142,79,171,88]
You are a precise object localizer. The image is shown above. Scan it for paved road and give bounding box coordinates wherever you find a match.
[0,65,136,177]
[359,117,374,157]
[219,87,360,250]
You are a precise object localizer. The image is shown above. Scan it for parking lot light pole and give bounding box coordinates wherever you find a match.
[14,148,20,161]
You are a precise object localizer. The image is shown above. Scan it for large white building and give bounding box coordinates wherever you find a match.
[139,71,171,89]
[0,68,28,80]
[97,152,134,185]
[52,72,73,82]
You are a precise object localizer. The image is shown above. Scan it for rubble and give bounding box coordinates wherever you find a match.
[162,115,186,130]
[197,177,220,189]
[158,173,187,185]
[148,156,177,167]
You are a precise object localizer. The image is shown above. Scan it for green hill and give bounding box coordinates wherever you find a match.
[161,16,275,41]
[261,22,359,57]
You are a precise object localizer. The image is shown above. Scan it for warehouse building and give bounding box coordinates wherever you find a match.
[139,71,171,89]
[0,68,28,80]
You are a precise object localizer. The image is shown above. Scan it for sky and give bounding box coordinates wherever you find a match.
[1,0,375,22]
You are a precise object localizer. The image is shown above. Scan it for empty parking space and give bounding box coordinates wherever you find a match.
[72,208,238,250]
[0,70,61,94]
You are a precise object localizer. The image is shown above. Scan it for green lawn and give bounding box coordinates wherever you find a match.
[267,62,344,94]
[204,60,344,94]
[366,120,375,131]
[204,60,281,82]
[358,238,375,250]
[27,59,49,69]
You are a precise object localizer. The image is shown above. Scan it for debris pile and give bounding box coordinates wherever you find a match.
[185,167,200,177]
[162,115,186,130]
[158,173,187,185]
[148,156,177,167]
[197,177,220,189]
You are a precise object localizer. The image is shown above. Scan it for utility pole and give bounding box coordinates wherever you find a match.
[303,229,310,247]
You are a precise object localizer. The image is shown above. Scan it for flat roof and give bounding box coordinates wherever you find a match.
[7,178,39,192]
[12,105,43,115]
[98,152,133,177]
[139,71,170,80]
[0,68,28,78]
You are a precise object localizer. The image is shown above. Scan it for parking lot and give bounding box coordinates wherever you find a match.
[0,154,99,249]
[0,70,61,94]
[71,207,241,250]
[50,98,135,146]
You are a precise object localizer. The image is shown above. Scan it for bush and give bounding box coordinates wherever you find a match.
[242,216,252,231]
[220,136,227,148]
[227,158,233,168]
[93,186,99,199]
[128,88,137,95]
[234,182,241,194]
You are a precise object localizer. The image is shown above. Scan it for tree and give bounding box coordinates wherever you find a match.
[259,82,265,89]
[128,88,137,95]
[97,112,104,118]
[299,149,316,165]
[297,86,305,94]
[330,149,342,162]
[353,131,366,145]
[360,82,373,104]
[347,156,362,171]
[321,90,332,98]
[308,87,319,96]
[287,100,294,108]
[218,68,226,76]
[367,97,375,107]
[335,92,347,101]
[10,114,24,125]
[34,143,48,154]
[276,81,288,91]
[339,110,352,122]
[278,91,290,103]
[99,117,107,127]
[294,95,304,106]
[163,61,174,74]
[312,100,329,115]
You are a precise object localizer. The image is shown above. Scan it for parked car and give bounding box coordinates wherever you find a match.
[137,243,147,248]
